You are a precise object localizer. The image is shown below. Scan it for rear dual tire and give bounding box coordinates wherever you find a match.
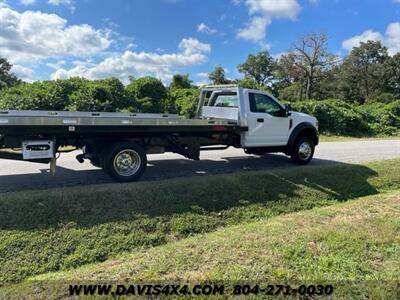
[102,141,147,182]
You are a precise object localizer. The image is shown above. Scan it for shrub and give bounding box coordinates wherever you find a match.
[292,99,400,136]
[360,100,400,134]
[126,77,167,113]
[0,80,76,111]
[168,88,199,118]
[292,99,372,136]
[67,78,130,112]
[0,77,131,112]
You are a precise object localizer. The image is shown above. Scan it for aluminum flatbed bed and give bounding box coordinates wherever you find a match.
[0,110,241,135]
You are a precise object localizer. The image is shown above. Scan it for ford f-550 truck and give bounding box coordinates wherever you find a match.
[0,85,319,182]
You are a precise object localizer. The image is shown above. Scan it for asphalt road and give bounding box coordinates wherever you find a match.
[0,140,399,193]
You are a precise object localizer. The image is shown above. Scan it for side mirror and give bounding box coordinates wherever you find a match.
[285,104,292,117]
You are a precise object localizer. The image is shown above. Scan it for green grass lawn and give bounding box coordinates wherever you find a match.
[7,190,399,299]
[0,159,399,298]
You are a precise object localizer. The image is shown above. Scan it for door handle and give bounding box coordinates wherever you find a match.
[257,118,264,123]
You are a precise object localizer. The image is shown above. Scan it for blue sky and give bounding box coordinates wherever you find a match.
[0,0,399,84]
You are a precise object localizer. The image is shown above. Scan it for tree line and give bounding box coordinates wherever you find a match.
[0,33,399,136]
[210,33,399,104]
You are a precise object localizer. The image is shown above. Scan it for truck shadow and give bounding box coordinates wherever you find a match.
[0,153,335,193]
[0,157,379,231]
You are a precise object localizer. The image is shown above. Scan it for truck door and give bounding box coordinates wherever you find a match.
[244,92,290,147]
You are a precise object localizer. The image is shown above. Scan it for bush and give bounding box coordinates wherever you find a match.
[67,78,130,112]
[0,77,132,112]
[126,77,167,113]
[0,80,76,111]
[292,99,372,136]
[168,88,199,118]
[360,100,400,134]
[292,99,400,136]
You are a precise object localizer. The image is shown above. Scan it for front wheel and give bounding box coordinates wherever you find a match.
[290,137,315,165]
[102,141,147,182]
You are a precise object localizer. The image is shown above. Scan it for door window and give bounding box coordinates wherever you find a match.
[249,93,284,117]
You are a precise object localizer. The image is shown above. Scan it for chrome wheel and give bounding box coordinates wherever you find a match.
[113,149,141,177]
[298,141,312,161]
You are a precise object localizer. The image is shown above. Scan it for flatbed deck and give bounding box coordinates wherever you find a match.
[0,110,241,135]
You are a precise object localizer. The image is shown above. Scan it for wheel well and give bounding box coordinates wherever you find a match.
[288,124,319,148]
[295,128,319,146]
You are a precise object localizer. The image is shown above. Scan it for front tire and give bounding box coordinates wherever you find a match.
[102,141,147,182]
[290,137,315,165]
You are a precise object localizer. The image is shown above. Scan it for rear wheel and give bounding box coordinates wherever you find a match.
[290,137,315,165]
[102,141,147,182]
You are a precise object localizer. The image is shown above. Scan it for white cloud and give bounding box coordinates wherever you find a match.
[342,22,400,55]
[179,37,211,55]
[0,7,111,63]
[51,38,211,83]
[236,0,301,46]
[385,22,400,55]
[11,64,35,82]
[196,72,209,79]
[126,42,137,50]
[194,81,208,87]
[45,60,66,70]
[237,16,271,44]
[19,0,35,5]
[197,23,217,35]
[245,0,301,20]
[0,0,9,8]
[48,0,72,6]
[48,0,75,12]
[342,30,382,50]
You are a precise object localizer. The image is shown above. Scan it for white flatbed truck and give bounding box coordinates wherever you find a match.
[0,85,319,182]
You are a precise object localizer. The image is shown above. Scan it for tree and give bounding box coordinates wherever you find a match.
[279,83,303,102]
[126,76,167,113]
[275,54,306,100]
[208,66,229,85]
[169,74,192,89]
[237,51,276,86]
[0,57,20,90]
[289,32,336,99]
[384,53,400,98]
[235,78,259,90]
[340,40,389,103]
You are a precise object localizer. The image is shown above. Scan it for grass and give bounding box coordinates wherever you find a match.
[3,190,400,299]
[319,134,400,142]
[0,159,399,288]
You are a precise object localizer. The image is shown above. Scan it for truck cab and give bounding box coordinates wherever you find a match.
[197,85,319,155]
